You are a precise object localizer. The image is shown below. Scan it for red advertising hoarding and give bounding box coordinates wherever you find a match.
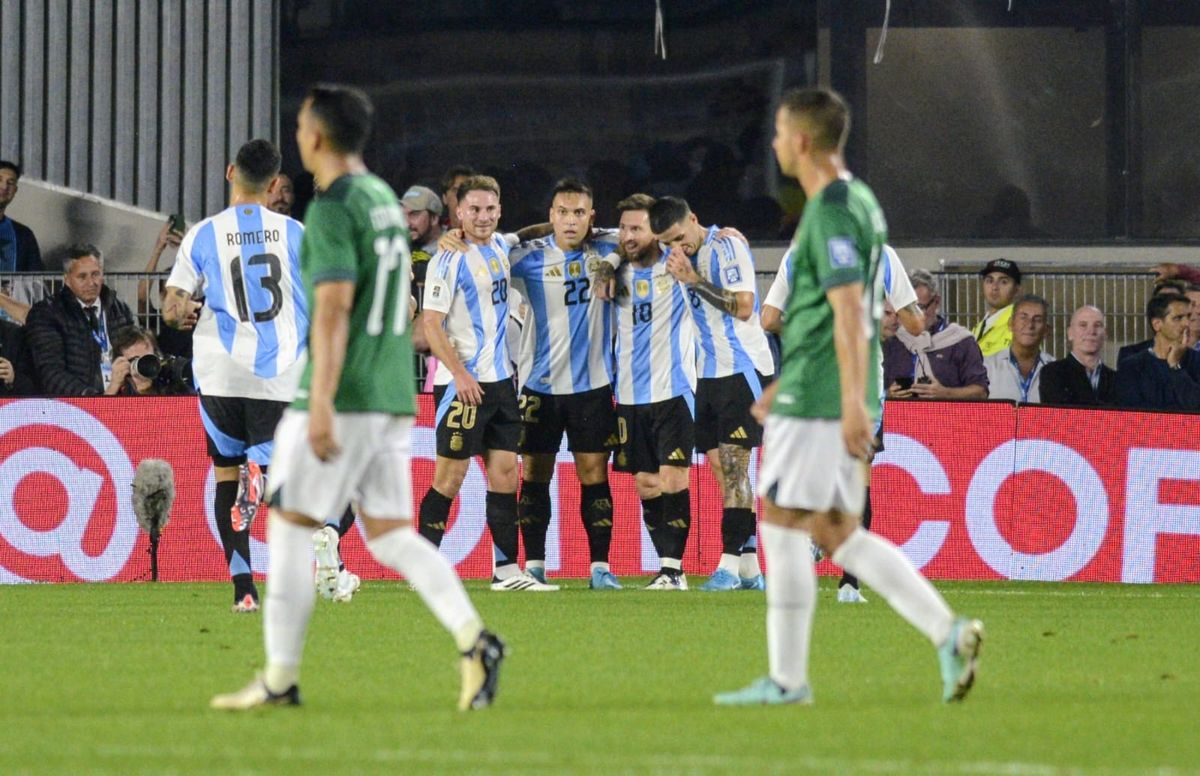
[1,397,1197,584]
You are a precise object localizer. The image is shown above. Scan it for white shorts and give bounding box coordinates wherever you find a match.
[267,410,414,521]
[757,416,866,515]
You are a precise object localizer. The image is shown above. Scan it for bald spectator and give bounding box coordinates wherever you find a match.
[885,269,988,399]
[1116,294,1200,411]
[1040,306,1116,406]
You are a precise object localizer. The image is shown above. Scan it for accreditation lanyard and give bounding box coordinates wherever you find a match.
[1008,351,1040,403]
[90,308,113,387]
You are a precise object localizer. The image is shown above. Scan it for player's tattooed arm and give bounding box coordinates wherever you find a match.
[593,259,618,301]
[718,443,753,509]
[161,286,200,330]
[664,248,752,319]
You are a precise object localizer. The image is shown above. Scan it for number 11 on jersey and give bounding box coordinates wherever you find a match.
[367,235,412,336]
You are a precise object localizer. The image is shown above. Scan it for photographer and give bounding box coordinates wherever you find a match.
[110,326,193,396]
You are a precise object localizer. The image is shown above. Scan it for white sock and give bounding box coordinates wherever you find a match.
[717,553,740,575]
[832,528,954,646]
[526,559,546,572]
[367,528,484,653]
[589,562,609,574]
[494,563,521,581]
[263,514,316,691]
[660,557,682,571]
[740,548,762,578]
[761,522,816,692]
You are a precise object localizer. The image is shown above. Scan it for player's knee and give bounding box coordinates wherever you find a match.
[432,458,469,495]
[659,466,689,494]
[574,453,608,485]
[521,453,556,483]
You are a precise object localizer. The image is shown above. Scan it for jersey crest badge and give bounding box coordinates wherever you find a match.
[655,276,672,294]
[635,279,650,298]
[489,258,501,275]
[567,262,582,278]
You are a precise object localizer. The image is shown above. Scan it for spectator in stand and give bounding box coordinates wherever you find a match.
[1117,279,1187,366]
[402,184,444,359]
[25,244,136,396]
[440,164,475,230]
[885,269,988,399]
[0,160,43,272]
[983,294,1054,403]
[1186,284,1200,350]
[0,317,36,395]
[971,258,1021,357]
[1116,294,1200,411]
[1039,305,1116,406]
[137,218,195,361]
[267,172,295,216]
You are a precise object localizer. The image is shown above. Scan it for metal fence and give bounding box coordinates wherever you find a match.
[935,264,1161,365]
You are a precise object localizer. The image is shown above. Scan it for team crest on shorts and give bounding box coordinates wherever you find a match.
[617,450,627,467]
[450,433,464,452]
[567,262,582,278]
[635,279,650,298]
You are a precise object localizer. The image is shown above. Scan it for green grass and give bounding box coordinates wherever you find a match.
[2,579,1198,775]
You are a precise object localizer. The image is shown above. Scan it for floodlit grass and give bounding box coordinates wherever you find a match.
[2,579,1197,774]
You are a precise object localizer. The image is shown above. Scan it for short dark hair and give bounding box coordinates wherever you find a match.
[305,83,374,155]
[440,164,476,195]
[616,193,656,214]
[550,178,593,203]
[779,88,850,152]
[112,325,159,357]
[1152,278,1188,297]
[1013,293,1049,319]
[0,160,21,178]
[648,196,691,235]
[234,139,282,192]
[456,175,501,203]
[1147,292,1188,327]
[63,243,103,271]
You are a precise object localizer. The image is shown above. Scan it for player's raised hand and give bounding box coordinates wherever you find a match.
[453,370,485,406]
[308,403,341,462]
[666,249,699,284]
[437,229,468,254]
[180,300,201,330]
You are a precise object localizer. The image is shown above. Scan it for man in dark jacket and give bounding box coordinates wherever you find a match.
[0,317,36,396]
[25,244,135,396]
[1041,305,1117,406]
[0,161,42,273]
[1116,294,1200,411]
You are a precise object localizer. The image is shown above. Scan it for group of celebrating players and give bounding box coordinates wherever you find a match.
[177,80,982,712]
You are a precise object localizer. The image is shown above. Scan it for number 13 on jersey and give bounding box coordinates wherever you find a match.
[367,235,413,336]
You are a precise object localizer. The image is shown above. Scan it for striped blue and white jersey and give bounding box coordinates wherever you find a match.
[509,229,619,395]
[166,204,307,401]
[612,251,697,405]
[686,226,774,379]
[765,243,916,316]
[422,233,513,385]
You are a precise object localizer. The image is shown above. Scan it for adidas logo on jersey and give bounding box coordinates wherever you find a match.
[668,448,687,462]
[730,427,749,440]
[545,266,564,278]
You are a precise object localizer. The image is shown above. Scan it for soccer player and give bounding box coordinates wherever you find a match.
[163,139,305,613]
[211,84,504,712]
[508,179,622,590]
[605,193,696,590]
[762,242,924,603]
[417,175,556,591]
[715,88,982,706]
[653,197,772,592]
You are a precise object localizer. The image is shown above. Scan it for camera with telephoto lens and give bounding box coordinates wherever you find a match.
[129,353,193,389]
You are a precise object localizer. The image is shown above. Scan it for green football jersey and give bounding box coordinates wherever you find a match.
[293,173,415,415]
[772,177,887,421]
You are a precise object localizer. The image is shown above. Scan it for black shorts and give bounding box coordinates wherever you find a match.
[433,379,521,459]
[198,394,288,467]
[519,386,617,455]
[614,396,695,474]
[694,371,770,452]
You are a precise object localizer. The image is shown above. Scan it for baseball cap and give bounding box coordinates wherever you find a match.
[400,185,443,216]
[980,258,1021,284]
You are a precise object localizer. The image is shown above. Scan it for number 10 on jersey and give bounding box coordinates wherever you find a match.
[367,235,412,336]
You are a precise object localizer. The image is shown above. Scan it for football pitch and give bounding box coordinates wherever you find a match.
[3,579,1197,775]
